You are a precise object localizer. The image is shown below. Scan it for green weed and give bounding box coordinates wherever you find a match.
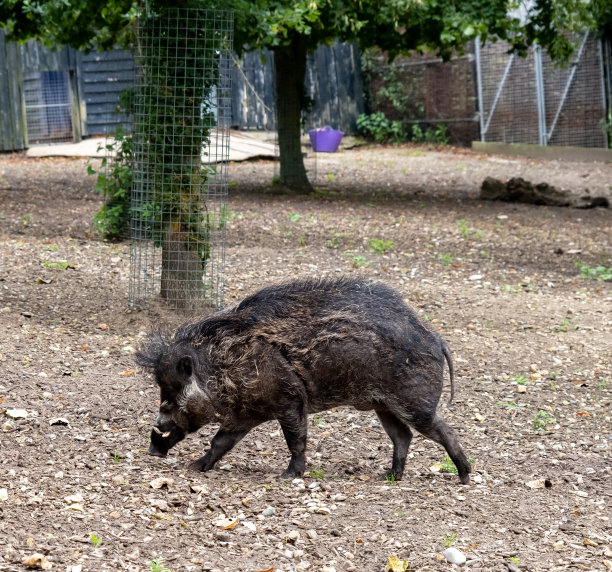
[575,261,612,281]
[89,533,103,547]
[369,238,394,254]
[41,261,70,270]
[437,253,453,266]
[288,212,303,223]
[149,559,171,572]
[443,530,458,548]
[457,219,470,239]
[308,465,325,479]
[533,410,556,430]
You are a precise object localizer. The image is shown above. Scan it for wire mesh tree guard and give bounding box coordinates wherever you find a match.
[128,7,233,312]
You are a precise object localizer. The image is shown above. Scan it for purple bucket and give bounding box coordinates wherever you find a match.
[308,126,344,152]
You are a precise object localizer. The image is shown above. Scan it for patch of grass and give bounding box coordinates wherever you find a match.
[441,455,476,475]
[41,261,70,270]
[368,238,394,254]
[395,509,410,517]
[308,465,325,479]
[511,375,528,386]
[45,244,59,252]
[384,473,397,483]
[533,410,556,431]
[313,414,325,426]
[597,379,608,388]
[437,253,453,266]
[509,557,521,564]
[325,173,335,182]
[457,219,470,239]
[89,533,103,547]
[443,530,458,548]
[297,235,307,246]
[343,251,369,268]
[497,400,520,410]
[288,212,303,223]
[575,261,612,281]
[502,284,521,292]
[22,213,34,226]
[149,559,171,572]
[440,455,458,475]
[113,452,120,463]
[553,317,571,333]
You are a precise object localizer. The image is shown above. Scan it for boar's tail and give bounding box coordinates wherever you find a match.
[442,340,455,405]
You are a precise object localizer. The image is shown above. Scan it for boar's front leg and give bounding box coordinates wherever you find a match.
[188,427,251,472]
[278,406,308,479]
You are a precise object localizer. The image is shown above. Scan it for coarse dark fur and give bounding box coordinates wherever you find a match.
[136,276,471,483]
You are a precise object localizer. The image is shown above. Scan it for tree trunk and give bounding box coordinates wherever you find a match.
[273,38,312,192]
[160,218,207,311]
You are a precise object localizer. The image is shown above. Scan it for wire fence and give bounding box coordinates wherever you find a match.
[129,7,233,312]
[24,70,74,144]
[475,32,608,148]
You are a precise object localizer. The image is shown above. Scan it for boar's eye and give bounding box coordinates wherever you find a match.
[160,399,174,412]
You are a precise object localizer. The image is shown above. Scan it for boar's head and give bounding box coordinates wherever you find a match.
[136,333,215,458]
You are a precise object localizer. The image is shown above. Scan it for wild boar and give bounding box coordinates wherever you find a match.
[136,276,471,483]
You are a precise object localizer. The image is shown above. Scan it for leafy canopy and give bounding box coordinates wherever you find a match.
[0,0,602,61]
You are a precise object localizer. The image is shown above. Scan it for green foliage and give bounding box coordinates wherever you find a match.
[343,252,369,268]
[512,375,528,386]
[88,125,133,239]
[575,261,612,281]
[440,455,458,475]
[437,253,453,266]
[89,533,103,547]
[41,261,69,270]
[308,465,325,478]
[368,238,394,254]
[149,558,171,572]
[356,112,405,143]
[533,410,556,430]
[443,530,458,548]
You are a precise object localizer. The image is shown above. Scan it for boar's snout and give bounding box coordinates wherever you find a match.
[148,424,185,457]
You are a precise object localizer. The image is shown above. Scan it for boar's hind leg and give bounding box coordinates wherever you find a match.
[278,408,308,479]
[412,415,471,484]
[188,427,250,472]
[376,410,413,481]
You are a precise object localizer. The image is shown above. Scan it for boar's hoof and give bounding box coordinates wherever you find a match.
[459,473,470,485]
[188,458,213,472]
[280,468,303,480]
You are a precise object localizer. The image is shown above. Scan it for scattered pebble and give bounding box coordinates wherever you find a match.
[443,547,467,565]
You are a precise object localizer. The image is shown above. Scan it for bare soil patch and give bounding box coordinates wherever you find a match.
[0,146,611,572]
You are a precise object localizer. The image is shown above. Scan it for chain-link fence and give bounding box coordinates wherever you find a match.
[475,32,608,148]
[129,7,233,312]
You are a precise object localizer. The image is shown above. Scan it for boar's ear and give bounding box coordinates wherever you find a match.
[176,355,193,381]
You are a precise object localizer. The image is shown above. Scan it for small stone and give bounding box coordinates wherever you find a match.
[305,529,318,540]
[262,506,276,517]
[472,474,483,483]
[286,530,300,543]
[516,385,527,393]
[443,547,466,565]
[112,475,126,485]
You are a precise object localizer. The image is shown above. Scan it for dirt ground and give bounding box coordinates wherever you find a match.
[0,144,611,572]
